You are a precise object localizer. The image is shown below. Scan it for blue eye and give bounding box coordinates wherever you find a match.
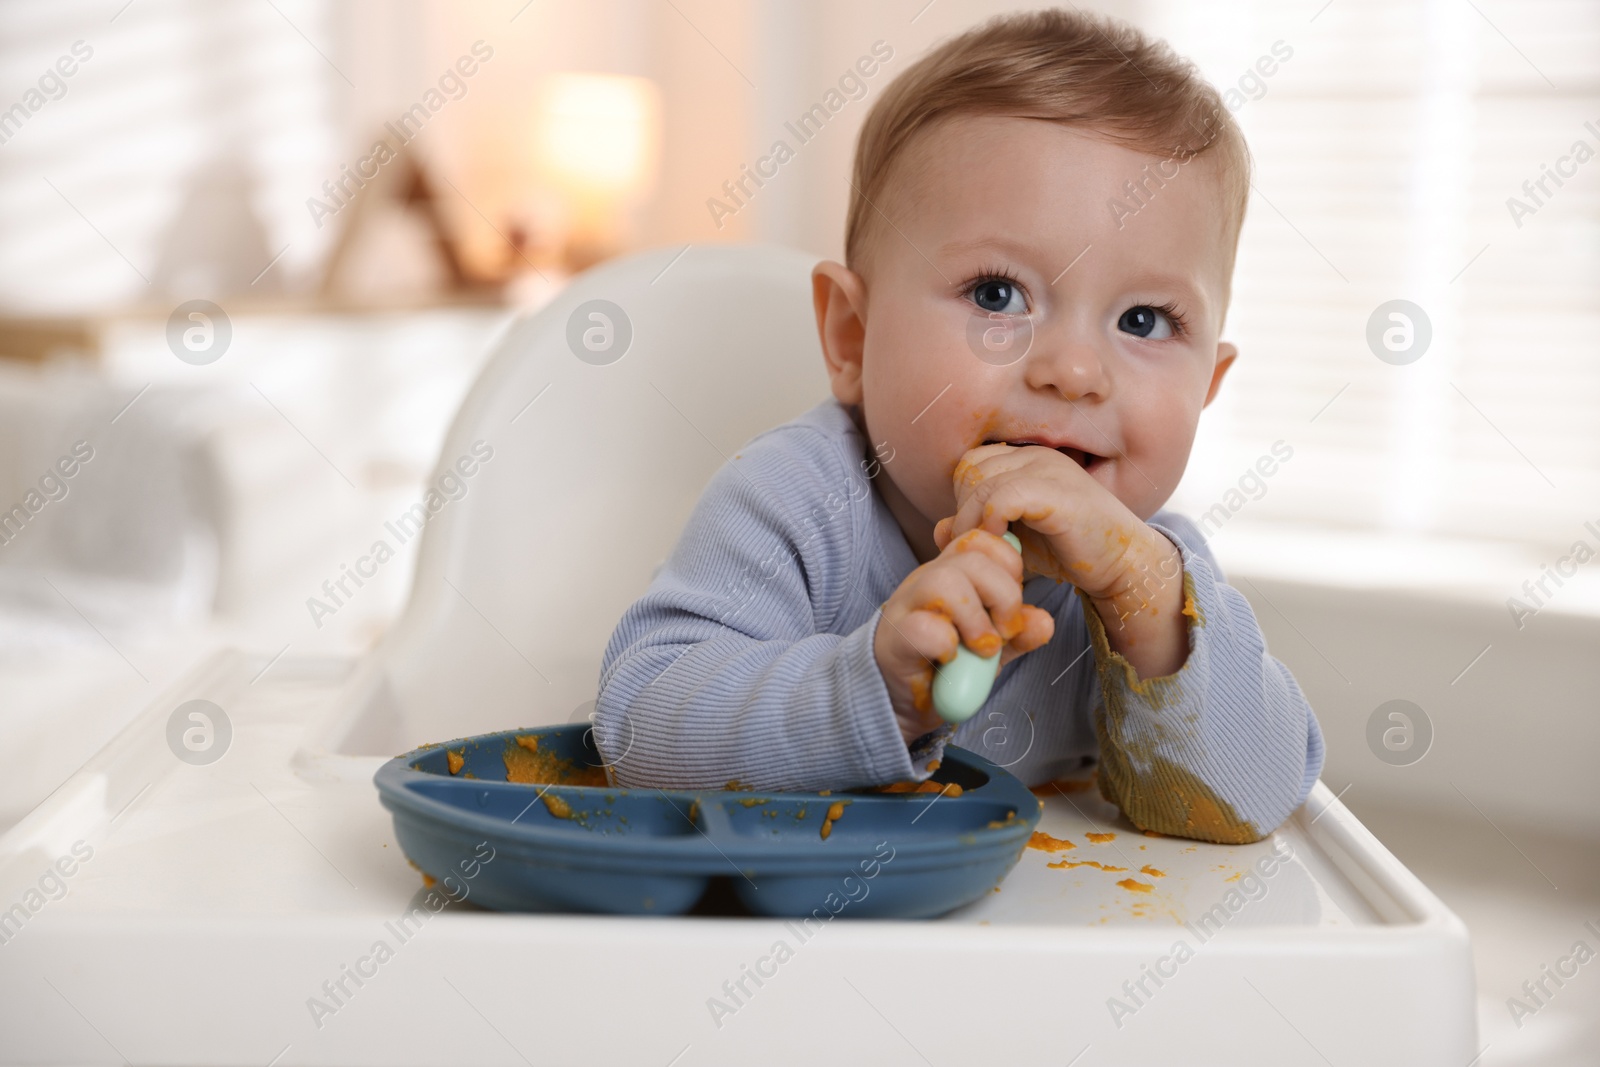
[969,278,1026,315]
[1118,305,1174,340]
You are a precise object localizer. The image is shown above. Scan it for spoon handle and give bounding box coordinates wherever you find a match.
[931,530,1023,724]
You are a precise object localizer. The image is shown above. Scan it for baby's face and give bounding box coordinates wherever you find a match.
[824,115,1237,558]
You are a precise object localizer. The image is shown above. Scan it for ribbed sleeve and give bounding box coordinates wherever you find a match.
[1076,514,1326,843]
[594,415,924,791]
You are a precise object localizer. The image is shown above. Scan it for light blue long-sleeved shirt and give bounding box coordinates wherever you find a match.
[595,398,1324,843]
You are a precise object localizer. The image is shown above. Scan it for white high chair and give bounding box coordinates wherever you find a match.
[0,244,1476,1066]
[312,242,834,758]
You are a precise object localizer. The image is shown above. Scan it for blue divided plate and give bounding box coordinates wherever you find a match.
[374,725,1042,919]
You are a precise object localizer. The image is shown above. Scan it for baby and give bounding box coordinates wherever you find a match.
[595,8,1323,844]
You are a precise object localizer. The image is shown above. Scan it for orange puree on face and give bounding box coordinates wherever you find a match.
[1027,831,1077,853]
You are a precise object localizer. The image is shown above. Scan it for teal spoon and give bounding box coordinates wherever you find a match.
[932,530,1022,723]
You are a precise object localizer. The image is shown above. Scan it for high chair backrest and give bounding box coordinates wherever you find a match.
[333,243,831,754]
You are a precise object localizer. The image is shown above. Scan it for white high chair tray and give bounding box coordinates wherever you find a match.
[0,648,1476,1067]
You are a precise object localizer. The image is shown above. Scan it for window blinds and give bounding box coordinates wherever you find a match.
[1148,0,1600,557]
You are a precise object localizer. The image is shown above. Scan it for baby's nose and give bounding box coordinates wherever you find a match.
[1025,337,1110,402]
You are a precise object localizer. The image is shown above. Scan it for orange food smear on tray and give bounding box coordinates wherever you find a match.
[1026,831,1077,853]
[1117,878,1154,893]
[820,801,848,840]
[1047,859,1128,872]
[446,750,464,774]
[502,734,608,787]
[1085,831,1116,843]
[1139,865,1166,878]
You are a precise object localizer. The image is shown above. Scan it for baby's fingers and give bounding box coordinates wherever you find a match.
[947,476,1026,543]
[998,605,1054,665]
[892,608,962,667]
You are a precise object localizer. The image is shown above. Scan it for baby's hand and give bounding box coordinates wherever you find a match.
[937,443,1168,602]
[873,528,1054,744]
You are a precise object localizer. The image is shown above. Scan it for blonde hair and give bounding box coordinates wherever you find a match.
[845,7,1251,286]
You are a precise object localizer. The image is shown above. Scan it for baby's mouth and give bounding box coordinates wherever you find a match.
[982,439,1106,471]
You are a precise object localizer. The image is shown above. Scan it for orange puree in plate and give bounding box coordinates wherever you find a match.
[872,779,962,795]
[502,734,608,787]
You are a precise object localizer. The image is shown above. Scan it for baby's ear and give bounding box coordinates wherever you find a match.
[811,260,868,404]
[1203,342,1238,408]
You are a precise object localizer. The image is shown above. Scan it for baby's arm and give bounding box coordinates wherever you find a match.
[1075,512,1324,843]
[595,437,919,791]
